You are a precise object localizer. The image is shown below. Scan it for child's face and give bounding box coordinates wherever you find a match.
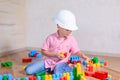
[57,25,72,38]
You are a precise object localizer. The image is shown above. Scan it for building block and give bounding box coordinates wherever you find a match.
[82,60,87,66]
[1,61,13,67]
[29,76,37,80]
[70,56,80,63]
[25,77,29,80]
[104,61,107,66]
[7,74,12,80]
[3,74,7,80]
[29,50,37,57]
[106,78,112,80]
[36,76,41,80]
[22,58,32,63]
[87,65,93,72]
[0,75,2,80]
[35,71,46,76]
[36,53,43,58]
[92,57,99,64]
[16,78,20,80]
[85,71,95,77]
[60,52,67,58]
[20,77,25,80]
[94,71,108,80]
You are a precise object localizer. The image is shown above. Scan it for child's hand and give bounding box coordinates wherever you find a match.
[55,53,65,59]
[86,57,90,63]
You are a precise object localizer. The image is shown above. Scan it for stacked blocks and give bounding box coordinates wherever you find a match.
[29,50,43,58]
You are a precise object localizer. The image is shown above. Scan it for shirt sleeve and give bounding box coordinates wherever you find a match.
[70,36,80,54]
[41,36,51,51]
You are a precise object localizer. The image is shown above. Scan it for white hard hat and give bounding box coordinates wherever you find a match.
[53,10,78,31]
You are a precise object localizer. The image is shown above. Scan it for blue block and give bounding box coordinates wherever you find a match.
[13,78,16,80]
[0,74,2,80]
[25,77,29,80]
[70,56,80,63]
[16,78,20,80]
[106,78,112,80]
[36,53,43,58]
[37,76,41,80]
[29,50,37,57]
[82,60,87,66]
[99,60,104,63]
[7,74,12,80]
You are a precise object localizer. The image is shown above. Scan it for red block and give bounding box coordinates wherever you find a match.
[77,60,81,63]
[87,65,93,72]
[104,62,107,66]
[93,71,108,80]
[33,76,37,80]
[29,76,33,80]
[73,61,77,64]
[85,71,95,77]
[64,52,67,57]
[67,60,70,64]
[22,58,32,63]
[33,53,38,57]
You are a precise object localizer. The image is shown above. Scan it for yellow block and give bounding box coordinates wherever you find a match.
[80,76,86,80]
[108,74,112,78]
[22,65,26,70]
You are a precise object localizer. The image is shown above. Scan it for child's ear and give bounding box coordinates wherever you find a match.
[57,24,60,29]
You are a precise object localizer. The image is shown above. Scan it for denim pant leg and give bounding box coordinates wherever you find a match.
[25,60,45,75]
[54,62,72,74]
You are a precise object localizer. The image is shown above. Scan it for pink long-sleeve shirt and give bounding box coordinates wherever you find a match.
[41,32,80,70]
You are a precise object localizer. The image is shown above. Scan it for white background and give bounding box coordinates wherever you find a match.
[26,0,120,56]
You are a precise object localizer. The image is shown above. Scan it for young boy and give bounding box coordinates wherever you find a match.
[25,10,89,75]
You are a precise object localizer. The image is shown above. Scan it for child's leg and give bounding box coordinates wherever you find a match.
[54,62,72,74]
[25,60,45,75]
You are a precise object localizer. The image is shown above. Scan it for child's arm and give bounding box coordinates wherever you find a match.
[41,49,64,59]
[75,51,89,61]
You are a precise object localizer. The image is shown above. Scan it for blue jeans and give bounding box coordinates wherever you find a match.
[54,62,72,74]
[25,60,72,75]
[25,60,45,74]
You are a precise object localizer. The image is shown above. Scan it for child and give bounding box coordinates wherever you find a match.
[25,10,89,75]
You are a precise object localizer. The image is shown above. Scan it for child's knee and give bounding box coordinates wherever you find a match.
[25,67,33,75]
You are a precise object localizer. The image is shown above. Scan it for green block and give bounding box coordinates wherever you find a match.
[41,75,45,80]
[35,71,46,76]
[6,61,13,67]
[72,67,77,80]
[20,77,24,80]
[3,75,7,80]
[77,74,83,80]
[1,61,13,67]
[92,57,99,63]
[1,63,7,67]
